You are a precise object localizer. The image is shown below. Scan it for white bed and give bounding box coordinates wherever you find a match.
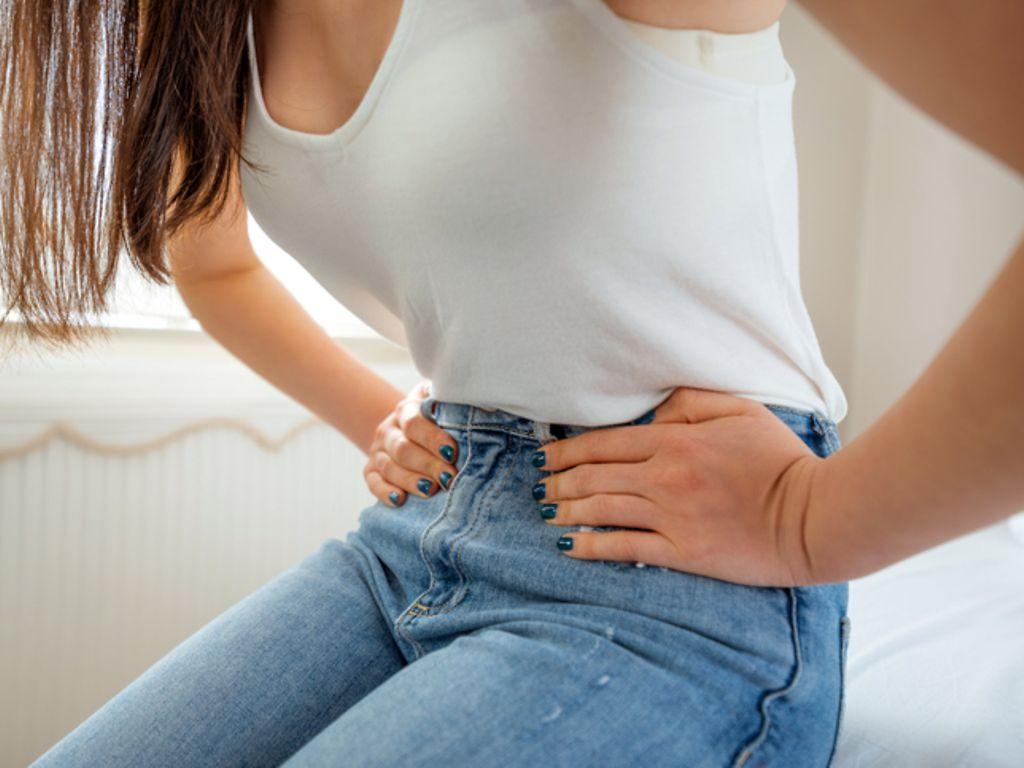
[833,514,1024,767]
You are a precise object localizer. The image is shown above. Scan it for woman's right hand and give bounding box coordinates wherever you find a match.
[363,380,459,507]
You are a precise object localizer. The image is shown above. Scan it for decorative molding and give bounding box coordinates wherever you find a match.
[0,416,326,461]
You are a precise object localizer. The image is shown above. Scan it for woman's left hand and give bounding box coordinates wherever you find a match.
[532,386,832,587]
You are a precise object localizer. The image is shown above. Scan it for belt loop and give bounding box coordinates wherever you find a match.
[420,395,437,423]
[810,411,825,436]
[533,420,555,444]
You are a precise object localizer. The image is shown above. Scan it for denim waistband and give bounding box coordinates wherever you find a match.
[419,395,840,448]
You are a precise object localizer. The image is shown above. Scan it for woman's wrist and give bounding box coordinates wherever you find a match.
[803,448,898,583]
[330,371,405,456]
[803,237,1024,584]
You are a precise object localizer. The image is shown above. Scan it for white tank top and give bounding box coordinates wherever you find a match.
[240,0,848,426]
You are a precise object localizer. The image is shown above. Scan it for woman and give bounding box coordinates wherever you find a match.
[3,1,1020,767]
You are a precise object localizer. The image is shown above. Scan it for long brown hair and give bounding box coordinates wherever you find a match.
[0,1,261,349]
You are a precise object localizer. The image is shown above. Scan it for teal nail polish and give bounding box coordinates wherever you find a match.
[531,449,546,468]
[539,503,557,519]
[417,478,433,495]
[439,444,454,462]
[388,491,401,506]
[532,482,546,500]
[439,471,453,489]
[557,536,573,551]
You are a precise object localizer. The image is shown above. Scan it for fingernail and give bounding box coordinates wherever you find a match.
[539,503,557,519]
[439,471,453,489]
[417,478,433,495]
[388,491,402,506]
[530,449,546,468]
[439,444,455,462]
[557,536,573,551]
[532,482,546,501]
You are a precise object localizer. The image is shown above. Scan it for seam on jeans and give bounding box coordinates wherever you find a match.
[434,409,839,444]
[429,430,518,616]
[393,416,478,658]
[825,615,852,767]
[432,419,551,440]
[732,587,804,768]
[430,420,631,443]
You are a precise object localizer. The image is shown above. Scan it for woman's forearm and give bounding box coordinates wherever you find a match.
[175,264,404,455]
[809,235,1024,581]
[791,0,1024,581]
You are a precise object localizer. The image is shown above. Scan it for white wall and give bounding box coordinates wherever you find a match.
[782,3,1023,440]
[845,85,1024,437]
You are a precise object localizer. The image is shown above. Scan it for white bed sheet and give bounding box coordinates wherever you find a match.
[833,515,1024,767]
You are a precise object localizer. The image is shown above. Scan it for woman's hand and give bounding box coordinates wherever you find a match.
[363,380,459,507]
[531,386,833,587]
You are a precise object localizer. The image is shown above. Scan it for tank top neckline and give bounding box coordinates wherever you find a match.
[245,0,795,152]
[244,0,423,151]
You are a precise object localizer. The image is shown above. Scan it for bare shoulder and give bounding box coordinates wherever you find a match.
[602,0,787,33]
[165,151,260,285]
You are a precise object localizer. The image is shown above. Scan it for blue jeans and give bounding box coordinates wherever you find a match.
[34,398,849,768]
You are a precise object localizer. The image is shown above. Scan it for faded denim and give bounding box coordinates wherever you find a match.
[33,397,849,768]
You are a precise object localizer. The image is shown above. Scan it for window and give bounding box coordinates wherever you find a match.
[99,215,378,338]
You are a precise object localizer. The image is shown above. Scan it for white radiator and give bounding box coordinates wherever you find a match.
[0,327,421,767]
[0,419,376,767]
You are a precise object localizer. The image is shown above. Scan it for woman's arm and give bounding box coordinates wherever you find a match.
[167,163,404,456]
[789,0,1024,580]
[808,236,1024,580]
